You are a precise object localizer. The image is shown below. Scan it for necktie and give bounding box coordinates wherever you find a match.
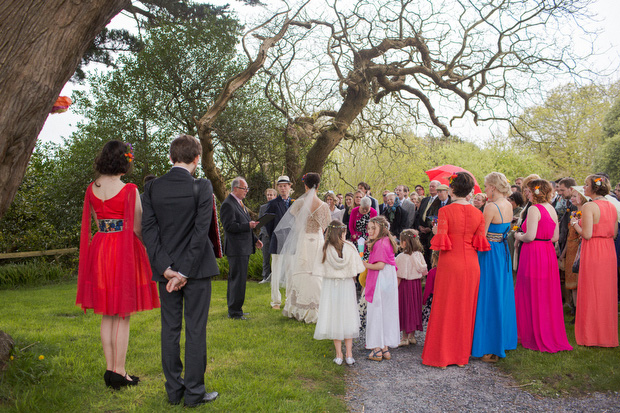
[422,197,435,221]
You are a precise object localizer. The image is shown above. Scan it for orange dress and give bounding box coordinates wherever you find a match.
[421,203,490,367]
[575,200,618,347]
[76,183,160,318]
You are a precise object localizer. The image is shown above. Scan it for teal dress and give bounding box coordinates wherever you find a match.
[472,205,517,358]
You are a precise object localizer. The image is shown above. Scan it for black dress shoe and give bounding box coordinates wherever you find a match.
[185,391,218,407]
[228,315,249,320]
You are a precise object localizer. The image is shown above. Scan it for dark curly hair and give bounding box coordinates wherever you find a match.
[449,172,475,197]
[527,179,552,204]
[586,174,611,197]
[303,172,321,189]
[94,140,132,175]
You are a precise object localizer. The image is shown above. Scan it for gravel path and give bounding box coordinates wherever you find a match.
[344,329,620,412]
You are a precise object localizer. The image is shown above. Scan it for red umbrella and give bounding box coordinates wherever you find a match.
[425,164,482,194]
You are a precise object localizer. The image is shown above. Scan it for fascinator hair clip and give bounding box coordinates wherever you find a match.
[534,186,540,195]
[124,143,134,163]
[594,177,602,186]
[448,173,458,185]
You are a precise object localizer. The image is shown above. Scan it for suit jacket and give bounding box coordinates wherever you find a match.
[400,198,417,229]
[220,194,257,257]
[259,203,269,238]
[265,196,291,254]
[381,205,408,238]
[414,195,436,232]
[418,196,451,243]
[142,167,219,282]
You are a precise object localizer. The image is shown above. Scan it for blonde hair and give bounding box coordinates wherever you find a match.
[399,229,424,255]
[366,216,398,254]
[521,174,541,190]
[485,172,511,196]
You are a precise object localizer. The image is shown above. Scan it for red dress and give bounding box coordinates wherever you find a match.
[421,203,490,367]
[76,183,159,317]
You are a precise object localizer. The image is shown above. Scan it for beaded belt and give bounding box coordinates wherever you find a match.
[98,219,124,233]
[486,232,507,243]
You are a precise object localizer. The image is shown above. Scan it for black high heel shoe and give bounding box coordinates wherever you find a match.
[104,370,113,387]
[108,372,139,390]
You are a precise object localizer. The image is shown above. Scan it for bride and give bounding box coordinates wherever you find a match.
[276,172,331,323]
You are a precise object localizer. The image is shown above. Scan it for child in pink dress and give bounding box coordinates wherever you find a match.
[396,229,427,346]
[363,216,400,361]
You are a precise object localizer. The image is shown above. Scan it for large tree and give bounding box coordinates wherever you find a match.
[243,0,597,192]
[0,0,259,218]
[0,0,129,218]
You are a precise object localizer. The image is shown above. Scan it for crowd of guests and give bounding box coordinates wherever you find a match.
[76,137,619,406]
[259,172,620,368]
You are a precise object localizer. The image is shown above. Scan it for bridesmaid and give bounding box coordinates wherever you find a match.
[572,175,618,347]
[514,179,572,353]
[472,172,517,363]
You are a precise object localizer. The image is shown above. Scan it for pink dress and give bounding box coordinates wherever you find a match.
[395,251,427,334]
[575,200,619,347]
[515,204,572,353]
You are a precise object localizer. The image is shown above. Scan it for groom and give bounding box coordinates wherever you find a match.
[142,134,220,407]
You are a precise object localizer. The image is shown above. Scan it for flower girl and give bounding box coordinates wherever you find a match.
[363,216,400,361]
[396,229,427,346]
[314,221,365,365]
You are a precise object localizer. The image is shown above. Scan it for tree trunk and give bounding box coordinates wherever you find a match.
[298,80,371,192]
[0,0,128,218]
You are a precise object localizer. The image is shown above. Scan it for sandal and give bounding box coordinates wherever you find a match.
[367,349,383,361]
[481,354,499,363]
[382,350,392,360]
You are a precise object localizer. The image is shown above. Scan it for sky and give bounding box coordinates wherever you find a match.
[38,0,620,145]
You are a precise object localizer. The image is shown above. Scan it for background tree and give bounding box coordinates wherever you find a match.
[0,0,262,219]
[510,81,620,180]
[237,0,598,192]
[595,96,620,183]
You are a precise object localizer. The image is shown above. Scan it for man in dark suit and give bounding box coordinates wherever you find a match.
[142,134,219,407]
[422,184,451,263]
[414,180,440,268]
[264,175,293,309]
[258,188,277,284]
[220,177,262,320]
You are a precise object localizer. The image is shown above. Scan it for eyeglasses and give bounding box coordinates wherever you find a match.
[237,187,249,191]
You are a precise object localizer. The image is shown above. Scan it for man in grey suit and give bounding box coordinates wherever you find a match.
[220,177,262,320]
[142,135,219,407]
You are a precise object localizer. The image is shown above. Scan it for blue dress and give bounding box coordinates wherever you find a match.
[471,205,518,358]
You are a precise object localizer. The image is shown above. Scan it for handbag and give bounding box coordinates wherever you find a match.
[572,243,581,273]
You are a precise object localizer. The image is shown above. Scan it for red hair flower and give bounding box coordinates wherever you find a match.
[448,173,458,185]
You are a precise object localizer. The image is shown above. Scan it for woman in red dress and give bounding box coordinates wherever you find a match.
[76,141,160,389]
[421,172,490,368]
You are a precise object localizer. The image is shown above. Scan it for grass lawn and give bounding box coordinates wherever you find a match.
[496,305,620,397]
[0,280,346,412]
